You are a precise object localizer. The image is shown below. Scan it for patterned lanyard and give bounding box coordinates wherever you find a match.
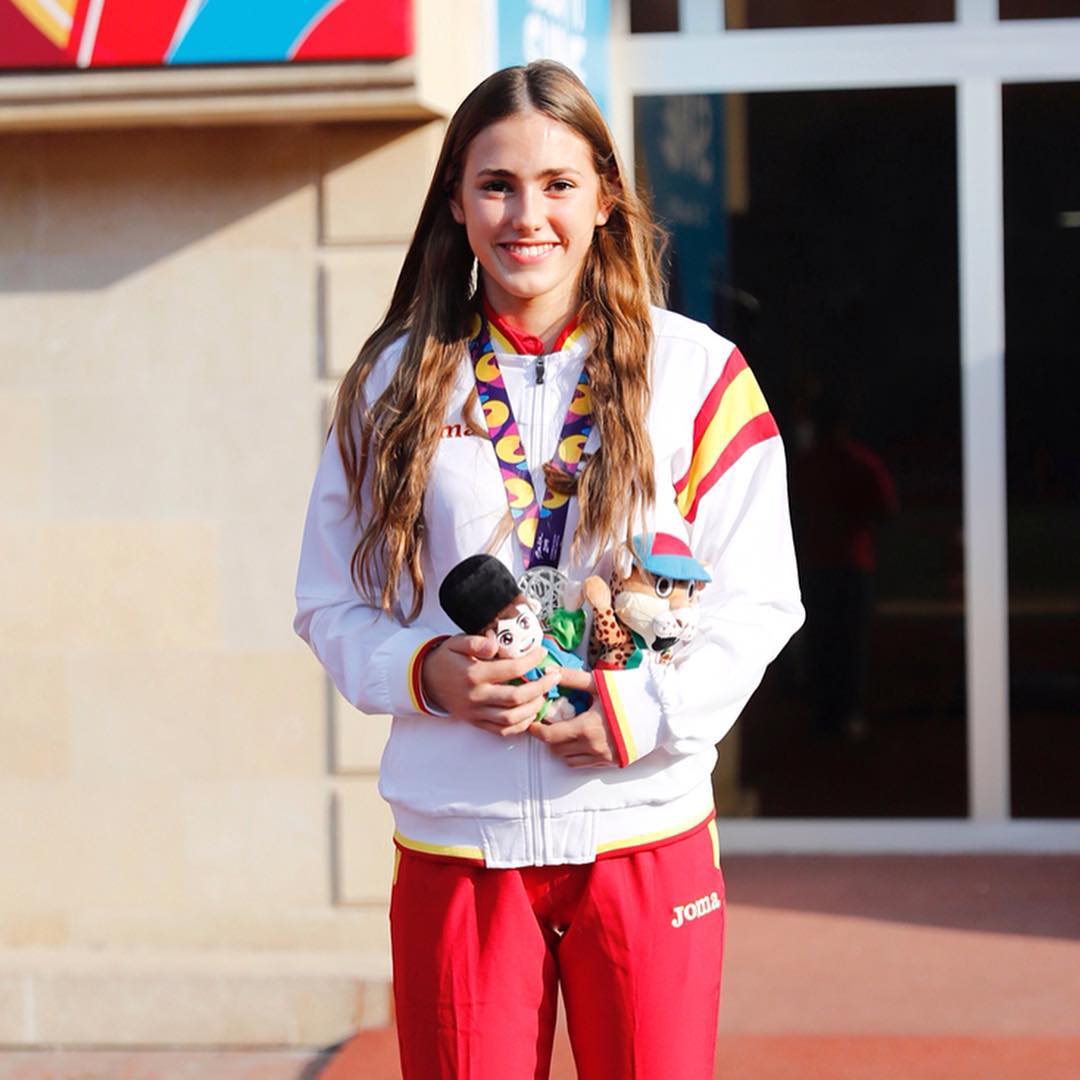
[469,314,594,570]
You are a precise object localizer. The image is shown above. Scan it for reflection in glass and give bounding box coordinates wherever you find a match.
[636,87,965,817]
[1004,82,1080,819]
[725,0,954,28]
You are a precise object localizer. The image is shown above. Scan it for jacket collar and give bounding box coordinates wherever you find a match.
[479,294,584,358]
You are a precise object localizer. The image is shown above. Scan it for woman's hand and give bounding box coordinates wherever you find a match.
[421,634,561,737]
[529,706,617,767]
[527,669,618,768]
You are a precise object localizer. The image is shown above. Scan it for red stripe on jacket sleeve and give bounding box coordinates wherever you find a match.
[593,670,632,768]
[675,348,748,497]
[408,636,450,715]
[681,411,780,524]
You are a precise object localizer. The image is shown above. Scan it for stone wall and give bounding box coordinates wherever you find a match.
[0,118,443,1045]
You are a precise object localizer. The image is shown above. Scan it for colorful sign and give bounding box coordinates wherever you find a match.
[497,0,610,117]
[0,0,413,70]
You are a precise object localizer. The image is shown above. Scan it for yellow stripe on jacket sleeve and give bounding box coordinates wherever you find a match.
[676,366,771,519]
[407,636,449,715]
[593,669,638,767]
[406,639,429,714]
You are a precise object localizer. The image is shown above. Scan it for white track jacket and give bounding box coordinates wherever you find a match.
[294,307,803,868]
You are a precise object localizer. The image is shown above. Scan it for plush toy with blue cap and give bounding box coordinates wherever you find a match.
[585,532,712,669]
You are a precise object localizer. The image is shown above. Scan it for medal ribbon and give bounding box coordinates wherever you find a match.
[469,314,593,570]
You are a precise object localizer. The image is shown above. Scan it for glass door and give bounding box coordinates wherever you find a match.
[635,86,967,817]
[616,0,1080,842]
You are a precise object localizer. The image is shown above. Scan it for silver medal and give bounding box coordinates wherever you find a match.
[518,565,568,623]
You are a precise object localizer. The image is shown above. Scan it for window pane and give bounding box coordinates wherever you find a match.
[631,0,680,32]
[1004,82,1080,819]
[725,0,954,28]
[999,1,1080,18]
[636,87,966,817]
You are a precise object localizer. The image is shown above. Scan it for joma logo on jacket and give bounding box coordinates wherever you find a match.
[671,891,722,928]
[440,423,476,438]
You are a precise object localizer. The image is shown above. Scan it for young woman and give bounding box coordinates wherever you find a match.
[294,60,803,1080]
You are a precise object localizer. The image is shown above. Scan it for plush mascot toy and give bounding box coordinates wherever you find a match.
[585,532,711,670]
[439,554,589,723]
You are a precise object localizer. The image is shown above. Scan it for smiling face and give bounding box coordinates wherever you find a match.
[449,108,611,335]
[486,598,543,659]
[612,567,703,652]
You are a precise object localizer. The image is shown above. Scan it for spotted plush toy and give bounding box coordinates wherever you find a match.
[586,532,711,670]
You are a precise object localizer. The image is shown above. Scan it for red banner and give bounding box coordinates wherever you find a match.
[0,0,413,70]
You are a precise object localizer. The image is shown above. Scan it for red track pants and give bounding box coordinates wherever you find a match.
[390,823,725,1080]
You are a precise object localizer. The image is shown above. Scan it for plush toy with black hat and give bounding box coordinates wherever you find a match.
[438,554,588,723]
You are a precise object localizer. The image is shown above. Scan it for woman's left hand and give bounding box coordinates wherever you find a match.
[528,666,617,767]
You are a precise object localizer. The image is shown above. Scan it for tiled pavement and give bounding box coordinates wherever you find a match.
[3,856,1078,1079]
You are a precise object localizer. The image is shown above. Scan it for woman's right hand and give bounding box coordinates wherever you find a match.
[421,635,561,737]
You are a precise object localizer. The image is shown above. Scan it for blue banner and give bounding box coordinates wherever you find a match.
[635,94,728,327]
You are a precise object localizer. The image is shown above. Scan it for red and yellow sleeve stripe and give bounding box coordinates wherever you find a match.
[593,669,637,768]
[675,348,779,524]
[407,636,449,715]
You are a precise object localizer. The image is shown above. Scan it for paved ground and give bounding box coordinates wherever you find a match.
[4,1036,1080,1080]
[3,855,1078,1079]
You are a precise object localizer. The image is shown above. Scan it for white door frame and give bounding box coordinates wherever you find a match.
[610,1,1080,852]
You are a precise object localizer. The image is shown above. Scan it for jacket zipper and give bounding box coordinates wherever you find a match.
[528,734,544,864]
[526,353,548,863]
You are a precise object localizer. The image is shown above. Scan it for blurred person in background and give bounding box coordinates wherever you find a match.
[793,394,898,742]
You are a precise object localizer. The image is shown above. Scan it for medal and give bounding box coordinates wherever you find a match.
[518,565,569,623]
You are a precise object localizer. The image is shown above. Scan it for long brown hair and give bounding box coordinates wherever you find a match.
[334,60,665,620]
